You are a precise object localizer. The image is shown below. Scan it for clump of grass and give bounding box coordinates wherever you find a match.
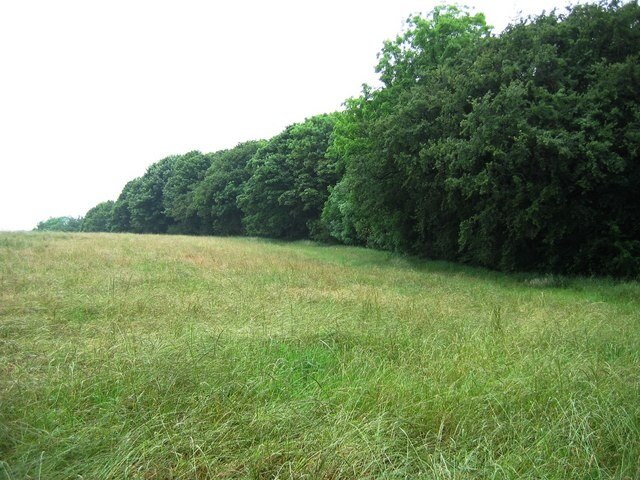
[523,274,569,288]
[1,232,639,479]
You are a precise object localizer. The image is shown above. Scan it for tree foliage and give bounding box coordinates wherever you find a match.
[35,216,82,232]
[238,114,339,239]
[45,2,640,277]
[128,157,178,234]
[81,201,114,232]
[110,178,142,233]
[163,151,213,234]
[324,1,640,276]
[192,141,264,236]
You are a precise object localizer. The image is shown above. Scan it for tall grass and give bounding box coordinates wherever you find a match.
[1,232,639,479]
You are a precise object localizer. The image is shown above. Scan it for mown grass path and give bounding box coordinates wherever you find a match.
[1,233,639,478]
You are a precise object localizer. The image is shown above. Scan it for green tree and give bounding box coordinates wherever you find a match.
[35,216,83,232]
[110,178,142,233]
[324,6,491,252]
[128,156,178,233]
[238,114,339,239]
[442,1,640,275]
[163,151,214,234]
[192,141,264,236]
[326,2,640,276]
[81,201,114,232]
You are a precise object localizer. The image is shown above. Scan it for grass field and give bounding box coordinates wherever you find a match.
[1,232,639,479]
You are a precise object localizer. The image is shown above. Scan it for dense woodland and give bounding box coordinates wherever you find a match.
[37,2,640,277]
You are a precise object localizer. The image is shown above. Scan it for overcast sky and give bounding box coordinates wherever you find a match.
[0,0,585,231]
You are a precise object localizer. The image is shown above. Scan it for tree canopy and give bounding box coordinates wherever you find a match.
[35,216,82,232]
[192,141,264,236]
[323,1,640,276]
[163,151,214,234]
[37,2,640,277]
[81,201,114,232]
[238,114,339,239]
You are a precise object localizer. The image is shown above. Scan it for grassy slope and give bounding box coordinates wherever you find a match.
[0,232,638,479]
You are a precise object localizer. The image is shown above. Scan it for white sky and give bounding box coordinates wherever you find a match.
[0,0,585,231]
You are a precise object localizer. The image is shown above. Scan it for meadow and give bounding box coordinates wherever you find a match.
[1,232,638,479]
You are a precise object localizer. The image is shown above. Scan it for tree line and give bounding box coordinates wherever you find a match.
[37,2,640,277]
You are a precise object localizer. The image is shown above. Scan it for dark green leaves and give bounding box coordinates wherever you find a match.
[193,141,264,236]
[52,2,640,278]
[35,216,82,232]
[81,201,114,232]
[238,114,339,239]
[326,2,640,276]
